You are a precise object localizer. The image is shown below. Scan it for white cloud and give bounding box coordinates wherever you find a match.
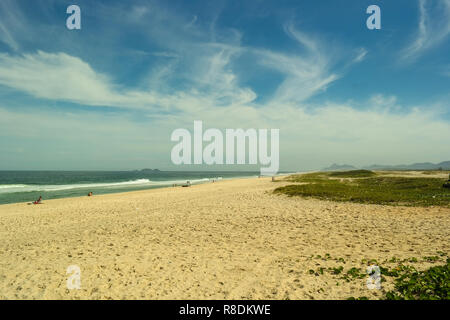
[0,105,170,170]
[250,23,339,104]
[0,20,348,112]
[251,23,368,104]
[1,95,449,170]
[0,51,186,111]
[400,0,450,63]
[0,1,366,112]
[255,48,339,104]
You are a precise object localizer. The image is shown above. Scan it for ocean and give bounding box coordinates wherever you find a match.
[0,170,261,205]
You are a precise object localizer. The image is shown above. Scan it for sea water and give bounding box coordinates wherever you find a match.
[0,170,260,205]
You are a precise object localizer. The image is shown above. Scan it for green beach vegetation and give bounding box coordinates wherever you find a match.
[306,253,449,300]
[274,170,450,207]
[383,259,450,300]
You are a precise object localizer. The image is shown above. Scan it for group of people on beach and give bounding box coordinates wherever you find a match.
[30,175,228,204]
[32,191,93,205]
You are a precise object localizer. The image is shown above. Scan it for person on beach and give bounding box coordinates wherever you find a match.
[33,196,42,204]
[182,181,191,187]
[88,192,93,197]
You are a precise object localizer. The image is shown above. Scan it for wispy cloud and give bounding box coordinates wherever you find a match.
[0,13,363,111]
[353,48,368,63]
[251,23,368,104]
[251,23,338,104]
[400,0,450,63]
[0,0,26,51]
[0,22,18,51]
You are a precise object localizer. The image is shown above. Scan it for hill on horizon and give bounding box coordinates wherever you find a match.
[322,161,450,171]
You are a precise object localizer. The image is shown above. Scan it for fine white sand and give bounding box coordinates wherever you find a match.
[0,176,448,299]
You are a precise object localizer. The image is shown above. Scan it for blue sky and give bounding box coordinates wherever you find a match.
[0,0,449,170]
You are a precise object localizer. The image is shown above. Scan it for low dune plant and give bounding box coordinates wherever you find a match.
[276,171,450,207]
[385,259,449,300]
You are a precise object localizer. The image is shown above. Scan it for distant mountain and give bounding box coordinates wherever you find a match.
[323,161,450,171]
[137,168,161,173]
[362,161,450,171]
[322,163,358,171]
[437,161,450,169]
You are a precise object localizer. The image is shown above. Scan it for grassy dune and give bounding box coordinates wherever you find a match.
[275,170,450,207]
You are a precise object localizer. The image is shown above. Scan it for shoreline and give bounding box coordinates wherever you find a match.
[0,175,256,207]
[0,173,286,207]
[0,172,297,207]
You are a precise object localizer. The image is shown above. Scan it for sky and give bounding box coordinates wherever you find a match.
[0,0,449,171]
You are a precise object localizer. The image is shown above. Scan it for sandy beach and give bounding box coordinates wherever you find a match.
[0,176,448,300]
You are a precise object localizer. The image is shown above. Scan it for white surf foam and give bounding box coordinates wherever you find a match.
[0,177,213,194]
